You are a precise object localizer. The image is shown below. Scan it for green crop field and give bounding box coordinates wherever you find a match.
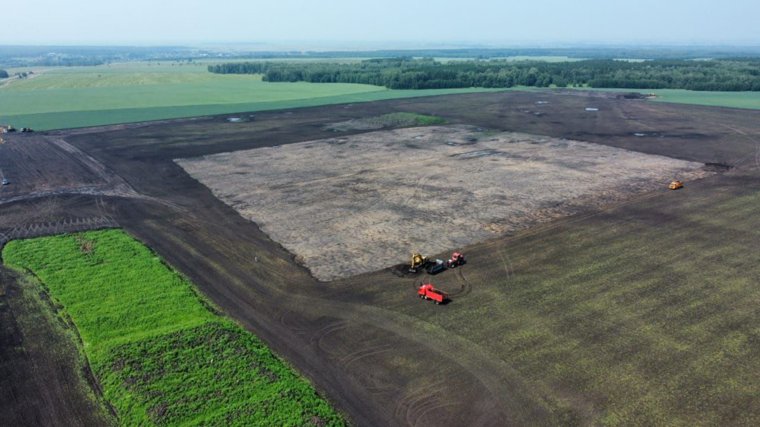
[0,61,500,130]
[647,89,760,110]
[3,230,344,426]
[577,87,760,110]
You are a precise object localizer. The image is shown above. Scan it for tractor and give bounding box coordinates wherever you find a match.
[446,252,465,268]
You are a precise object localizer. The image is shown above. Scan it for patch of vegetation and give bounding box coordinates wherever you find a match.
[578,87,760,110]
[3,230,344,426]
[393,112,446,126]
[0,69,8,79]
[647,89,760,110]
[101,322,339,426]
[326,111,445,131]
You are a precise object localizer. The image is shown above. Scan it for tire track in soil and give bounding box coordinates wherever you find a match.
[395,379,457,427]
[277,308,317,336]
[280,292,550,425]
[111,181,553,425]
[446,266,472,298]
[310,319,350,358]
[130,212,539,425]
[715,123,760,170]
[338,344,394,368]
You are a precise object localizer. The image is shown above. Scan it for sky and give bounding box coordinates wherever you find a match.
[2,0,759,47]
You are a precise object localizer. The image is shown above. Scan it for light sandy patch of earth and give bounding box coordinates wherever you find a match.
[177,125,708,281]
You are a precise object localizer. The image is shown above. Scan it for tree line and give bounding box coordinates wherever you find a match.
[208,58,760,91]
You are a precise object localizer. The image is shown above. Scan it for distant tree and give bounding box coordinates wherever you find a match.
[0,69,8,79]
[208,58,760,91]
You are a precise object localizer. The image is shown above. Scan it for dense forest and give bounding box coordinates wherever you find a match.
[209,58,760,91]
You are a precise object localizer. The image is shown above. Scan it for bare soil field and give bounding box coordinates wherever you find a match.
[0,133,135,205]
[3,90,760,426]
[178,125,707,280]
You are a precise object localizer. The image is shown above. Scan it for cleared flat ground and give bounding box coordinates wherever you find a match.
[178,125,706,280]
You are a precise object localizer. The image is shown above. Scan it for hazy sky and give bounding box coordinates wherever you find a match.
[3,0,759,46]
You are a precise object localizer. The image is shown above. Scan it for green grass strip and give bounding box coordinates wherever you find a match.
[3,230,344,426]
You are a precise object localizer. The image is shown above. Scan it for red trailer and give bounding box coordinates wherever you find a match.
[417,283,448,304]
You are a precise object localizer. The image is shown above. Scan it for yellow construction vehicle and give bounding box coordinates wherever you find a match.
[410,253,428,273]
[669,180,684,190]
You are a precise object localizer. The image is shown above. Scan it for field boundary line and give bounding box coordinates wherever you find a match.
[0,217,119,250]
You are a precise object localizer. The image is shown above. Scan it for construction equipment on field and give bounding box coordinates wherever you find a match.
[446,252,465,268]
[669,180,684,190]
[410,252,428,272]
[417,283,448,304]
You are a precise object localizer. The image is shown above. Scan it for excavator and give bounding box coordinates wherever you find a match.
[410,253,428,273]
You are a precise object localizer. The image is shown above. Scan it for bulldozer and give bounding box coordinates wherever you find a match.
[410,253,428,273]
[669,180,684,190]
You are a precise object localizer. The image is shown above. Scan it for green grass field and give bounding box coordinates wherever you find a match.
[576,87,760,110]
[0,62,500,130]
[647,89,760,109]
[3,230,344,426]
